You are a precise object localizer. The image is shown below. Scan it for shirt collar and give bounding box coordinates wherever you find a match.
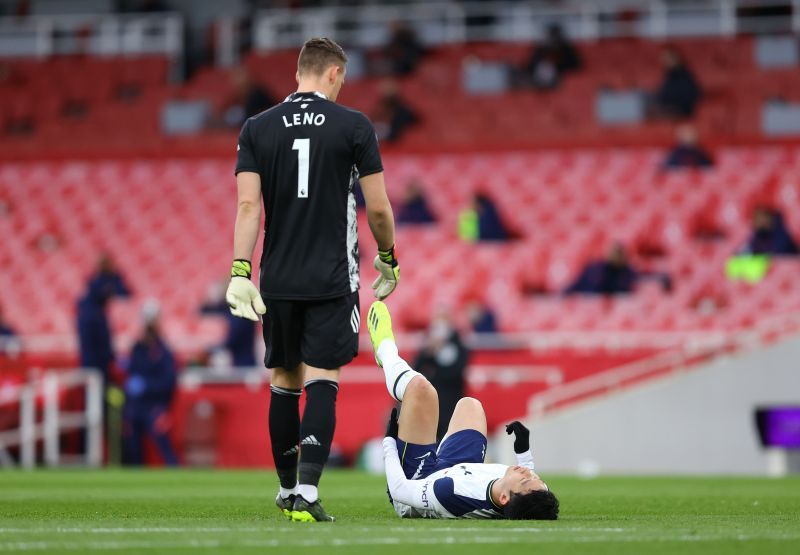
[284,91,328,103]
[486,479,503,510]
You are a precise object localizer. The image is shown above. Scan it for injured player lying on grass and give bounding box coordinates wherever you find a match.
[366,301,559,520]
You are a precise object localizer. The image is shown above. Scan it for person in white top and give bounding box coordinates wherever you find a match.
[366,301,560,520]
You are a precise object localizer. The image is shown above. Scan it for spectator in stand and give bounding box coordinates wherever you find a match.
[414,310,470,441]
[76,254,131,383]
[459,192,510,242]
[200,279,258,367]
[0,305,14,338]
[217,67,276,129]
[466,300,498,334]
[371,80,419,143]
[122,302,179,466]
[0,304,20,357]
[396,178,436,225]
[663,124,714,170]
[652,46,701,118]
[565,243,639,296]
[519,23,582,90]
[741,206,799,256]
[373,21,425,76]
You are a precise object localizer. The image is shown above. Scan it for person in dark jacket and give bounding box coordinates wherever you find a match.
[466,300,498,334]
[521,23,582,90]
[742,206,799,256]
[663,124,714,169]
[219,67,276,129]
[122,308,179,466]
[76,255,131,382]
[0,304,14,339]
[566,243,639,295]
[376,20,425,76]
[372,81,419,143]
[654,47,701,118]
[0,303,19,356]
[396,179,436,225]
[459,192,511,242]
[413,311,470,441]
[200,280,258,367]
[475,192,509,241]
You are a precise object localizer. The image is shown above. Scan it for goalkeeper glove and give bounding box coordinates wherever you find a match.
[372,245,399,300]
[505,421,530,454]
[226,259,267,322]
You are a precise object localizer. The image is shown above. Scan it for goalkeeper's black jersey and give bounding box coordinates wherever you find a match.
[235,91,383,300]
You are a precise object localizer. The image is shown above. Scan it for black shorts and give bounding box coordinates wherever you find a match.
[262,292,360,370]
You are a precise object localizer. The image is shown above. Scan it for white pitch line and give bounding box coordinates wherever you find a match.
[2,532,800,551]
[388,526,627,533]
[0,528,262,535]
[0,526,624,535]
[0,537,625,552]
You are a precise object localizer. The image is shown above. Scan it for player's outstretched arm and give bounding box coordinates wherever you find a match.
[361,172,399,300]
[226,171,266,321]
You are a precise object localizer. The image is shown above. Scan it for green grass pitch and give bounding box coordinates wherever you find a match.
[1,470,799,554]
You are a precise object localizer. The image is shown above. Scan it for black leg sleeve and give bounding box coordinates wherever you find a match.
[269,385,302,489]
[298,379,338,487]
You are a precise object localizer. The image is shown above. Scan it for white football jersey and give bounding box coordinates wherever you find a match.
[392,462,511,519]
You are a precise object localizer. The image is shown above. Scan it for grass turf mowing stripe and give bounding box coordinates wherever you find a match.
[1,470,799,554]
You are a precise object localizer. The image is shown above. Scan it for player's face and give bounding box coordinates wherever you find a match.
[503,465,548,495]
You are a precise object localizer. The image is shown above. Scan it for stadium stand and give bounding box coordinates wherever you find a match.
[2,3,800,467]
[3,36,800,157]
[2,146,799,345]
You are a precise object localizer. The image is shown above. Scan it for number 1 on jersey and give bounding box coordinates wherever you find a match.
[292,138,310,198]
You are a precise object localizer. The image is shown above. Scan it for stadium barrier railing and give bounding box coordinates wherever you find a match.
[252,0,800,51]
[0,12,183,60]
[11,329,756,360]
[0,369,103,469]
[178,363,563,388]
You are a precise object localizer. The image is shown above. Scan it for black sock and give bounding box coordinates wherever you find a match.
[298,379,338,488]
[269,385,302,490]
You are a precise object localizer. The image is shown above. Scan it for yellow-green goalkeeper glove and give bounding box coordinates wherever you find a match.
[372,246,400,300]
[226,259,267,321]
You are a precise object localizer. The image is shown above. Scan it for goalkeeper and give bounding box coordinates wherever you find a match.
[367,301,559,520]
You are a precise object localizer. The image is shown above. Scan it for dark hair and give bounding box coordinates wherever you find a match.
[298,37,347,76]
[504,490,560,520]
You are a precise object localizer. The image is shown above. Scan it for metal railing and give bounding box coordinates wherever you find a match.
[0,369,103,469]
[10,327,750,360]
[178,363,564,388]
[252,0,800,51]
[0,12,183,58]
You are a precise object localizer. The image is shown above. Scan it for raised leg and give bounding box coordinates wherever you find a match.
[441,397,487,442]
[397,376,439,445]
[367,301,438,445]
